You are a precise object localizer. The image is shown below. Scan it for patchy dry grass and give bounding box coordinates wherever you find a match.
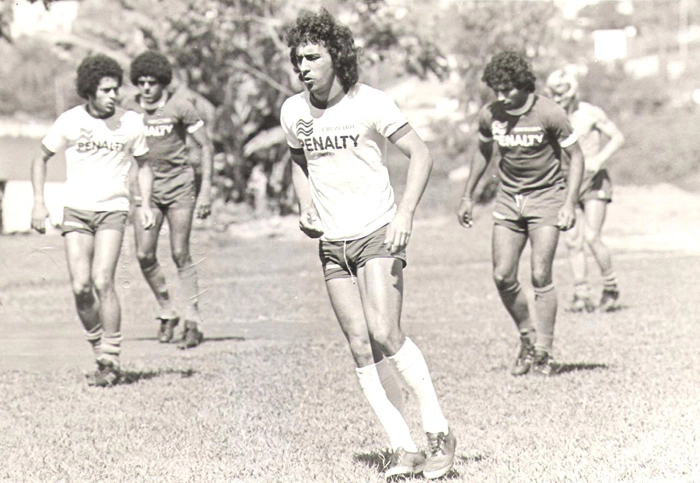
[1,213,700,483]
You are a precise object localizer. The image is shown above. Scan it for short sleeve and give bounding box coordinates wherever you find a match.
[127,112,149,157]
[477,105,494,144]
[179,98,204,133]
[546,101,577,148]
[280,98,303,150]
[371,90,408,139]
[41,113,68,154]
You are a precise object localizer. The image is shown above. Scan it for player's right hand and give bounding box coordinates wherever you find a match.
[140,205,156,230]
[457,197,474,228]
[31,203,49,234]
[299,207,324,239]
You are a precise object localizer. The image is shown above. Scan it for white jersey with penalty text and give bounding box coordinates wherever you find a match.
[280,83,408,241]
[42,105,149,212]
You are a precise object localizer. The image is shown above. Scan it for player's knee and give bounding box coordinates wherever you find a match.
[369,326,402,354]
[583,229,602,247]
[136,251,157,269]
[565,234,583,251]
[531,269,553,288]
[493,271,517,292]
[71,280,93,300]
[92,273,115,294]
[170,248,191,269]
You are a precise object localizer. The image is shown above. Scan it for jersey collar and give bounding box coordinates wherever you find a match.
[505,93,535,117]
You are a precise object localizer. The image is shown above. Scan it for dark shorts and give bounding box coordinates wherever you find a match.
[493,184,566,233]
[579,169,612,206]
[318,224,407,281]
[62,207,128,236]
[151,165,196,210]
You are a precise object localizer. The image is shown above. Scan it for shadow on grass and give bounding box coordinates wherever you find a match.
[556,362,609,375]
[119,368,197,385]
[354,450,391,472]
[130,335,246,343]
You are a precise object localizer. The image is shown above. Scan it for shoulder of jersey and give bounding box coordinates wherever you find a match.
[281,91,308,113]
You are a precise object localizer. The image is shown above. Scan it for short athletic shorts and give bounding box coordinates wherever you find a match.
[318,224,407,281]
[62,207,128,236]
[151,164,197,210]
[493,183,566,233]
[578,169,612,206]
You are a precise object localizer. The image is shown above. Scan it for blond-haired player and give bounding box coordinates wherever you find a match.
[546,68,625,312]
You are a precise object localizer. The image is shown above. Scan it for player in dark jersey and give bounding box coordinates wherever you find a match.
[457,51,585,376]
[125,51,213,350]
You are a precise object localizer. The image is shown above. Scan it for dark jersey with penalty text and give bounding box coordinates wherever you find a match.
[477,94,577,194]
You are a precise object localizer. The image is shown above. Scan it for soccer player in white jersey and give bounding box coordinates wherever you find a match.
[31,54,154,387]
[457,51,585,377]
[546,69,625,312]
[280,8,455,480]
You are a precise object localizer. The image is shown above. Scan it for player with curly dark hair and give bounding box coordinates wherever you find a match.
[76,54,124,100]
[32,54,154,387]
[286,8,359,92]
[457,50,585,377]
[281,8,455,480]
[481,50,536,94]
[129,50,173,87]
[124,50,213,350]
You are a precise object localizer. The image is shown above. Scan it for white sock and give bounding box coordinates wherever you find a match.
[356,363,417,452]
[376,357,405,416]
[390,337,449,435]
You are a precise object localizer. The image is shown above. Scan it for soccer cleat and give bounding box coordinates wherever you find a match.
[178,320,203,350]
[86,359,121,387]
[567,294,596,313]
[511,341,535,376]
[599,288,620,312]
[531,350,555,377]
[424,430,456,480]
[157,316,179,343]
[384,447,425,479]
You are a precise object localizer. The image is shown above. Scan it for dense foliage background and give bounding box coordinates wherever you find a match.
[2,0,700,223]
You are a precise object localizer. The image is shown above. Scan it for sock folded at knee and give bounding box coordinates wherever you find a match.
[533,283,556,353]
[389,338,448,435]
[499,280,521,296]
[356,363,416,452]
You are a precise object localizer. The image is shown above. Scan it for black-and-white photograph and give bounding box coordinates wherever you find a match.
[1,1,699,482]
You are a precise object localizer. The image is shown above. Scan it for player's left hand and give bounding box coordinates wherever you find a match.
[195,194,212,220]
[384,208,413,254]
[557,203,576,231]
[140,205,155,229]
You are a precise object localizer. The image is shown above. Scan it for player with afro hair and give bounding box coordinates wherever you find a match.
[130,50,173,87]
[76,54,123,100]
[125,50,213,350]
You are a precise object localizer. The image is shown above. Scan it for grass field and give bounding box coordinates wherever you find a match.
[2,201,700,483]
